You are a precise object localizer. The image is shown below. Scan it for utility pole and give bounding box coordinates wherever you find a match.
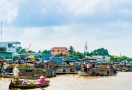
[120,51,122,57]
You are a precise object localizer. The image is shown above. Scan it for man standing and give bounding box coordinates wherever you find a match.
[18,56,22,64]
[13,65,20,84]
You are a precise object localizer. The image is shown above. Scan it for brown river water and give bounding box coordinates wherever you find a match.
[0,72,132,90]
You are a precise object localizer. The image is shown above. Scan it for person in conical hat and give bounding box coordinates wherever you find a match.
[39,75,45,84]
[13,64,20,84]
[3,62,8,73]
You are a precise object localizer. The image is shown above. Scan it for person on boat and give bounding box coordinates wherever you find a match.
[2,62,8,73]
[86,63,89,70]
[84,63,87,72]
[13,65,20,84]
[95,63,99,68]
[39,76,45,84]
[107,64,110,69]
[86,63,90,73]
[18,56,22,64]
[81,63,85,71]
[110,64,114,69]
[92,62,95,68]
[124,61,126,68]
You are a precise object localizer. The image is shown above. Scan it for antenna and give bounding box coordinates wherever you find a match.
[26,42,32,58]
[84,41,88,55]
[1,21,2,41]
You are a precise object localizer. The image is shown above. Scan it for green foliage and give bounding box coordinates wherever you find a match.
[75,51,85,59]
[42,50,51,54]
[90,48,109,56]
[38,50,41,53]
[68,46,74,55]
[84,52,90,56]
[55,54,59,57]
[109,55,132,62]
[28,50,36,53]
[18,48,26,54]
[59,53,63,57]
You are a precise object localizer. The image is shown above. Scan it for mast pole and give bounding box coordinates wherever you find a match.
[84,41,88,56]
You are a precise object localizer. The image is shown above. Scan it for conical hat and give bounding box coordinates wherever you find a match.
[40,76,44,78]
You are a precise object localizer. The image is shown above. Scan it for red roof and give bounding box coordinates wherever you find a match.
[52,47,67,49]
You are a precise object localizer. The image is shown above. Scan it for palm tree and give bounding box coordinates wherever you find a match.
[68,46,74,55]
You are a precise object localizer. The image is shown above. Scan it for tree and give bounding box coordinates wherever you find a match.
[18,48,26,54]
[42,50,51,54]
[28,50,36,53]
[68,46,74,55]
[38,50,41,53]
[59,53,63,57]
[90,48,109,56]
[75,51,85,59]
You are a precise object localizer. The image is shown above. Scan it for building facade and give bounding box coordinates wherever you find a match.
[51,47,68,56]
[0,41,21,53]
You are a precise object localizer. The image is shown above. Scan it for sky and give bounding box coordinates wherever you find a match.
[0,0,132,57]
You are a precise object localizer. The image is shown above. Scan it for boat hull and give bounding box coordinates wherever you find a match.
[9,80,50,89]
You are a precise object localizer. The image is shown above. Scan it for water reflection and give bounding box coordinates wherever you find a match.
[0,72,132,90]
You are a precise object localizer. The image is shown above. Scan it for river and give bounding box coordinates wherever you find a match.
[0,72,132,90]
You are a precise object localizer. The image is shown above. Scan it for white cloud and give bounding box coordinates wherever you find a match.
[1,0,132,58]
[53,26,71,33]
[0,1,20,23]
[41,8,47,14]
[119,9,132,16]
[24,28,43,37]
[59,0,117,15]
[1,21,132,58]
[7,8,18,23]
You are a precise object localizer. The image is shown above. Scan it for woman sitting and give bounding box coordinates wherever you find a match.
[39,76,45,84]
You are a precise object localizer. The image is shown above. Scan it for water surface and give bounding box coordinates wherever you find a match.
[0,72,132,90]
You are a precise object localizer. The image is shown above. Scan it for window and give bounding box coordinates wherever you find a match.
[52,50,54,52]
[25,70,32,72]
[58,50,60,52]
[62,50,64,52]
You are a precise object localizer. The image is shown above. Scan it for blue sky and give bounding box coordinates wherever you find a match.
[0,0,132,57]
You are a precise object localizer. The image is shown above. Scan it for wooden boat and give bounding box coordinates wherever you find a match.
[77,58,118,76]
[122,69,128,72]
[78,71,90,76]
[48,60,79,75]
[9,80,50,89]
